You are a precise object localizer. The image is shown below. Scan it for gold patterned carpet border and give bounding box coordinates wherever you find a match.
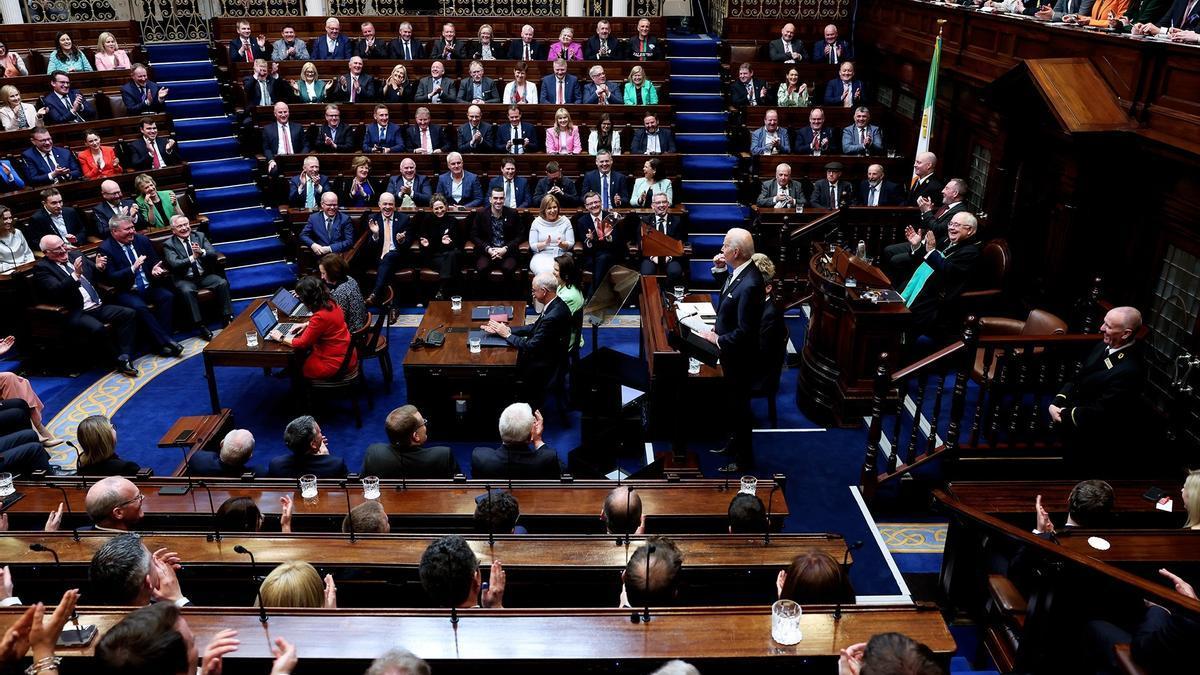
[392,313,641,328]
[875,522,947,554]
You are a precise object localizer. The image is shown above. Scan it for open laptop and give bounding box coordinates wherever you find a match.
[269,287,312,317]
[250,303,304,341]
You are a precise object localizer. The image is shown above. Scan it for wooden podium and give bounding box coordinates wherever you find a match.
[798,246,909,426]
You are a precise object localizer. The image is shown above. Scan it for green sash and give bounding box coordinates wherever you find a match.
[900,261,934,307]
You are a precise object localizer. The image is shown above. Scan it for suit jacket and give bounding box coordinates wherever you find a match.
[768,38,806,62]
[539,74,582,104]
[576,210,627,259]
[544,126,581,154]
[92,199,144,235]
[626,35,664,60]
[582,81,623,105]
[385,174,433,207]
[755,300,788,393]
[20,146,83,185]
[32,252,101,310]
[711,264,765,373]
[328,72,379,103]
[430,38,466,60]
[271,38,310,61]
[229,38,269,63]
[533,176,580,207]
[810,179,857,209]
[262,122,307,162]
[1053,341,1145,435]
[630,129,676,154]
[580,170,632,207]
[120,80,166,115]
[583,35,622,60]
[492,122,540,153]
[363,211,414,257]
[858,180,905,206]
[507,295,572,387]
[751,126,791,156]
[507,39,548,60]
[456,121,494,153]
[415,76,457,104]
[811,39,853,64]
[127,137,179,171]
[242,76,291,107]
[28,207,88,244]
[455,77,501,103]
[1130,599,1200,673]
[435,171,484,207]
[287,174,331,209]
[403,124,451,154]
[309,35,352,61]
[793,126,837,155]
[730,78,771,107]
[907,236,981,331]
[909,175,944,207]
[354,38,392,60]
[1051,0,1097,18]
[1157,0,1200,27]
[639,213,685,245]
[77,146,121,181]
[756,179,805,208]
[823,78,867,107]
[362,443,460,479]
[311,123,355,153]
[472,442,562,480]
[161,232,221,281]
[388,39,426,60]
[300,211,355,252]
[487,177,531,209]
[471,205,524,250]
[362,122,406,153]
[381,80,416,104]
[42,89,97,124]
[98,233,169,293]
[187,450,246,477]
[294,79,327,103]
[921,201,968,247]
[267,452,349,479]
[841,124,884,155]
[0,159,24,191]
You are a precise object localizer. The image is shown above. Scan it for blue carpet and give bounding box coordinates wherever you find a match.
[205,207,279,240]
[165,99,227,118]
[172,117,235,140]
[151,62,213,81]
[684,203,750,227]
[668,58,720,75]
[675,112,728,133]
[194,185,263,211]
[666,38,718,58]
[156,80,220,99]
[676,134,729,153]
[689,234,725,255]
[681,181,740,202]
[215,237,287,267]
[177,138,240,162]
[145,42,209,62]
[224,262,297,298]
[681,155,736,173]
[669,75,722,94]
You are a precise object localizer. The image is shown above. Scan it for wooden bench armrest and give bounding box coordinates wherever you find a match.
[1113,644,1148,675]
[987,574,1027,615]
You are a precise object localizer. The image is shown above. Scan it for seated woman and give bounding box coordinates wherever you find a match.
[587,113,622,156]
[93,32,131,71]
[776,67,810,107]
[623,65,659,106]
[319,253,367,333]
[216,495,294,533]
[0,336,60,445]
[292,61,326,103]
[0,41,29,77]
[502,62,538,105]
[554,253,585,350]
[467,23,499,60]
[1080,0,1131,26]
[76,414,140,476]
[528,194,574,277]
[776,549,855,604]
[630,158,674,208]
[545,107,582,155]
[258,561,336,608]
[46,31,93,73]
[548,27,584,61]
[78,132,122,181]
[133,173,177,229]
[338,155,380,208]
[269,275,356,380]
[0,85,45,132]
[381,64,415,103]
[0,208,35,274]
[415,194,459,300]
[1184,469,1199,530]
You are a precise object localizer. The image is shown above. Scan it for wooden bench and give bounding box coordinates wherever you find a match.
[263,152,680,181]
[0,164,189,220]
[2,66,145,103]
[0,20,141,51]
[248,103,674,130]
[945,480,1189,529]
[231,58,671,83]
[211,16,665,45]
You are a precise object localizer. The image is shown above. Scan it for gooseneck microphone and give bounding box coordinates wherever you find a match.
[46,483,79,541]
[764,484,780,546]
[485,484,495,548]
[197,481,221,542]
[28,542,59,565]
[233,544,259,579]
[340,481,357,543]
[833,540,864,621]
[234,545,269,624]
[29,544,97,646]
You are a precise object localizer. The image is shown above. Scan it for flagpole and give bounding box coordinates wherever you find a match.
[913,19,947,186]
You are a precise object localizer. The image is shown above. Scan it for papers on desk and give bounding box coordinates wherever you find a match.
[467,329,509,347]
[471,305,514,321]
[677,302,716,334]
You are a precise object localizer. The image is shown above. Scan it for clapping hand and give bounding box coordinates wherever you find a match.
[131,254,147,272]
[200,628,240,675]
[94,255,107,271]
[838,642,867,675]
[44,503,63,532]
[440,233,452,246]
[279,495,293,532]
[1159,568,1196,599]
[151,261,167,277]
[269,637,297,675]
[1035,494,1055,534]
[323,574,337,608]
[482,559,506,608]
[904,225,921,247]
[924,230,936,253]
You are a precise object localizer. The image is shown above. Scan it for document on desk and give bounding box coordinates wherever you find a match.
[677,302,716,334]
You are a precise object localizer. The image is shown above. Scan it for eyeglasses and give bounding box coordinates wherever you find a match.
[116,493,145,508]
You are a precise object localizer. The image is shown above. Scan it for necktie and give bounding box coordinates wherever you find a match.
[870,185,878,206]
[524,43,530,60]
[557,79,564,104]
[260,81,270,105]
[124,244,147,291]
[243,39,252,63]
[188,239,203,277]
[657,216,665,233]
[746,83,755,105]
[830,185,838,209]
[349,77,357,102]
[148,139,162,169]
[829,44,836,64]
[861,128,869,151]
[66,262,101,305]
[843,84,852,107]
[325,217,333,239]
[422,128,431,153]
[381,217,393,256]
[513,126,522,153]
[142,86,150,104]
[601,174,610,209]
[403,42,411,59]
[812,131,821,150]
[45,151,60,180]
[281,125,291,154]
[305,180,316,209]
[379,125,386,146]
[505,180,514,208]
[14,105,27,128]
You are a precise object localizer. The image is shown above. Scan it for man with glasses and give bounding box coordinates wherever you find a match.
[84,476,146,531]
[98,215,184,358]
[20,127,82,186]
[92,180,145,235]
[44,71,96,125]
[362,405,459,479]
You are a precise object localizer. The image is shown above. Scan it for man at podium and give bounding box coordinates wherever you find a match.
[639,192,686,287]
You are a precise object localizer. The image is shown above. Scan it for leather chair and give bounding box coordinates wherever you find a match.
[972,309,1068,381]
[356,285,394,391]
[959,238,1011,317]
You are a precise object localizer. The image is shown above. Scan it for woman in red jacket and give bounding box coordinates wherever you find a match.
[269,276,356,379]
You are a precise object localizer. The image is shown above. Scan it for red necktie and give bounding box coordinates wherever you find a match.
[150,141,162,169]
[243,40,253,63]
[281,125,292,154]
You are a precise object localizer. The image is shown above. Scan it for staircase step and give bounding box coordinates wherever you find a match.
[682,180,740,202]
[226,262,298,299]
[667,37,719,58]
[205,206,279,240]
[178,139,243,165]
[157,79,220,99]
[172,116,234,140]
[194,184,264,211]
[675,112,728,133]
[151,61,214,81]
[681,154,738,174]
[685,203,750,227]
[667,57,720,75]
[164,98,226,118]
[689,260,718,288]
[215,236,287,267]
[145,42,210,63]
[676,133,729,153]
[668,75,723,94]
[689,234,726,257]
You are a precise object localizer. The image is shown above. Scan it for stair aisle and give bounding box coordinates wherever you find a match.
[666,35,749,290]
[143,42,295,300]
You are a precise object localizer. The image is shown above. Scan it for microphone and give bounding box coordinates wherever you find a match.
[485,484,495,548]
[233,544,259,580]
[45,483,79,541]
[234,544,269,625]
[833,540,865,621]
[634,543,655,624]
[29,544,97,646]
[763,474,787,546]
[197,481,221,542]
[396,448,406,491]
[340,480,357,543]
[158,446,193,495]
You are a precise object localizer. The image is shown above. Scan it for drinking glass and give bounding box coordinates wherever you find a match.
[299,474,318,499]
[450,295,463,311]
[469,336,482,354]
[771,599,803,645]
[688,358,701,374]
[0,473,13,497]
[739,475,758,495]
[673,285,686,300]
[361,476,380,500]
[245,331,259,348]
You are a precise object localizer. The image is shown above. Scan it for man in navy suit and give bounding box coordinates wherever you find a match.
[471,403,563,480]
[309,17,352,61]
[353,21,391,59]
[404,107,450,155]
[639,192,686,287]
[487,157,531,208]
[456,105,494,154]
[507,24,547,60]
[730,63,770,107]
[127,118,181,171]
[704,228,764,472]
[386,158,433,208]
[268,416,349,479]
[456,60,501,104]
[630,114,677,154]
[363,191,414,303]
[431,22,466,60]
[812,24,853,64]
[300,192,355,255]
[858,164,904,207]
[188,428,254,477]
[28,187,88,245]
[493,106,539,155]
[582,65,623,105]
[92,181,145,235]
[580,151,631,210]
[242,59,290,107]
[584,19,622,60]
[287,155,331,210]
[262,102,307,175]
[327,56,378,103]
[533,161,580,207]
[120,65,168,115]
[823,61,867,107]
[98,215,183,357]
[482,275,575,411]
[539,59,581,105]
[21,127,82,186]
[229,20,269,64]
[362,104,406,153]
[43,71,96,125]
[794,107,837,155]
[389,22,426,60]
[435,152,484,208]
[310,104,355,153]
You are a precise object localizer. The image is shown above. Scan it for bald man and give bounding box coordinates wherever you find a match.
[85,476,145,531]
[92,180,144,235]
[603,486,645,536]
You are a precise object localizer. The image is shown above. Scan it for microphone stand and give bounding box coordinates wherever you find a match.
[46,483,79,541]
[833,540,864,621]
[340,480,357,543]
[485,484,495,548]
[29,544,97,646]
[764,484,779,546]
[631,543,655,624]
[158,446,193,495]
[197,481,221,542]
[233,545,260,580]
[233,544,269,624]
[396,448,407,491]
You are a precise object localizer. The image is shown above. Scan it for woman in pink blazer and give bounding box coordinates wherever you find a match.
[544,107,582,155]
[77,132,122,180]
[546,27,584,61]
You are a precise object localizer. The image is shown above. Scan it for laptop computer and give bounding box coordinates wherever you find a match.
[251,303,304,340]
[269,287,312,317]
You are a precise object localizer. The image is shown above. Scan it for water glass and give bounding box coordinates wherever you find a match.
[795,201,804,214]
[361,476,380,500]
[450,295,463,311]
[469,336,482,354]
[771,599,803,645]
[739,475,758,495]
[245,331,259,348]
[299,474,318,499]
[688,358,701,375]
[673,285,686,300]
[0,472,13,497]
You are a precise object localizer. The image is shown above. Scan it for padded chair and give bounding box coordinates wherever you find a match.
[103,92,128,119]
[306,332,372,428]
[959,238,1011,316]
[972,309,1068,381]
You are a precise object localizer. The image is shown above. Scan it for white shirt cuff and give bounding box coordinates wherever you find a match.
[0,597,22,606]
[174,596,191,607]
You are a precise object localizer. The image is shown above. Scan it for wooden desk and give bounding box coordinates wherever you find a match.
[202,299,294,414]
[157,409,235,477]
[946,480,1182,520]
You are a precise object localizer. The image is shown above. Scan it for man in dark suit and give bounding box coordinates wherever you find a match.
[93,180,145,235]
[262,102,307,175]
[471,403,564,479]
[120,65,168,115]
[533,161,580,208]
[431,22,466,60]
[810,162,856,209]
[98,215,182,357]
[812,24,853,64]
[414,61,457,104]
[472,186,524,286]
[794,107,837,155]
[386,158,433,208]
[584,19,622,59]
[884,175,963,286]
[361,104,406,154]
[768,23,806,62]
[908,151,944,207]
[823,61,867,107]
[434,153,484,208]
[161,215,232,340]
[300,192,355,255]
[539,59,582,105]
[482,274,574,409]
[639,192,686,287]
[28,187,87,246]
[580,151,631,210]
[730,63,770,107]
[576,191,625,283]
[242,59,290,107]
[456,105,494,154]
[456,61,501,104]
[582,65,623,105]
[493,106,539,155]
[43,71,97,125]
[21,128,82,186]
[627,18,665,60]
[228,20,269,64]
[899,212,982,338]
[327,56,379,103]
[310,103,356,153]
[389,22,425,60]
[507,24,547,60]
[404,107,450,155]
[859,164,905,206]
[126,118,181,171]
[268,416,349,479]
[363,192,414,303]
[630,114,677,154]
[32,234,138,376]
[488,157,531,209]
[0,400,52,476]
[288,155,331,210]
[363,405,460,479]
[753,255,789,402]
[704,228,764,472]
[354,21,391,59]
[1088,567,1200,674]
[310,17,352,60]
[756,162,805,209]
[188,428,254,477]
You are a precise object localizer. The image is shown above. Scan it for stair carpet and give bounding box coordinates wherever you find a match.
[143,42,294,300]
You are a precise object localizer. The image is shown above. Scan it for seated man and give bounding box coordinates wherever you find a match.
[415,61,457,104]
[28,187,87,245]
[508,24,546,60]
[603,486,645,536]
[730,63,770,107]
[311,104,355,153]
[229,19,269,63]
[389,21,426,60]
[471,402,564,480]
[457,60,501,104]
[812,24,853,64]
[841,106,884,156]
[627,18,665,61]
[0,399,52,477]
[268,415,349,478]
[127,117,181,171]
[728,493,767,534]
[639,192,686,287]
[756,162,805,210]
[363,404,459,478]
[472,186,523,284]
[84,476,145,531]
[328,56,378,103]
[457,105,494,154]
[300,191,355,256]
[1132,0,1200,35]
[580,151,631,210]
[751,109,791,156]
[576,190,625,283]
[482,275,573,407]
[161,215,233,340]
[621,537,683,607]
[262,101,307,176]
[345,500,391,534]
[288,155,331,210]
[419,535,505,608]
[582,65,623,105]
[188,428,254,477]
[354,21,391,59]
[493,105,540,155]
[539,59,582,105]
[823,61,867,108]
[386,157,433,208]
[434,152,484,209]
[21,127,83,186]
[431,22,466,60]
[242,58,290,108]
[1087,567,1199,674]
[475,490,525,534]
[120,64,168,115]
[93,180,146,235]
[310,16,352,60]
[362,103,406,154]
[859,164,905,206]
[363,192,414,304]
[897,211,982,337]
[88,533,188,605]
[794,108,836,155]
[810,161,856,209]
[98,215,183,357]
[584,19,622,60]
[404,106,450,154]
[630,114,677,155]
[33,235,138,376]
[43,71,97,125]
[271,24,310,61]
[884,178,969,284]
[533,161,580,208]
[488,156,531,209]
[769,23,806,63]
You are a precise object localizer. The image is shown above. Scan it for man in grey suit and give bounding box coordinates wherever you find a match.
[756,163,805,209]
[271,25,310,61]
[362,405,461,479]
[840,107,884,156]
[160,215,232,341]
[415,61,457,104]
[456,60,501,103]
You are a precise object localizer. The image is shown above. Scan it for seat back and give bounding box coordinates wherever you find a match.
[104,93,128,119]
[1020,309,1067,337]
[973,238,1011,292]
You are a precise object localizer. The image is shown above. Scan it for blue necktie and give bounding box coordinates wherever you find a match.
[601,174,610,209]
[124,244,147,291]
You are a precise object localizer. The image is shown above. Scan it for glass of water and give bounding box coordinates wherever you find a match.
[245,331,259,348]
[688,358,701,375]
[739,475,758,495]
[673,285,686,300]
[299,474,318,499]
[0,472,13,497]
[361,476,380,500]
[450,295,463,311]
[771,599,803,645]
[469,336,482,354]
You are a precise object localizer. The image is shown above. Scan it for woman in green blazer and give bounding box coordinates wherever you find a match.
[623,65,659,106]
[134,173,177,229]
[292,61,327,103]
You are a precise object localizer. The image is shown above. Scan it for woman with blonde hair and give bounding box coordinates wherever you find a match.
[1184,470,1200,529]
[381,64,415,103]
[545,107,581,154]
[623,65,659,106]
[528,194,574,277]
[134,173,178,228]
[547,27,583,61]
[76,414,141,476]
[0,85,45,132]
[94,32,131,71]
[292,61,326,103]
[258,561,337,608]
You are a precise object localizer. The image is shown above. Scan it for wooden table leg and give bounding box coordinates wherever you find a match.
[204,355,220,414]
